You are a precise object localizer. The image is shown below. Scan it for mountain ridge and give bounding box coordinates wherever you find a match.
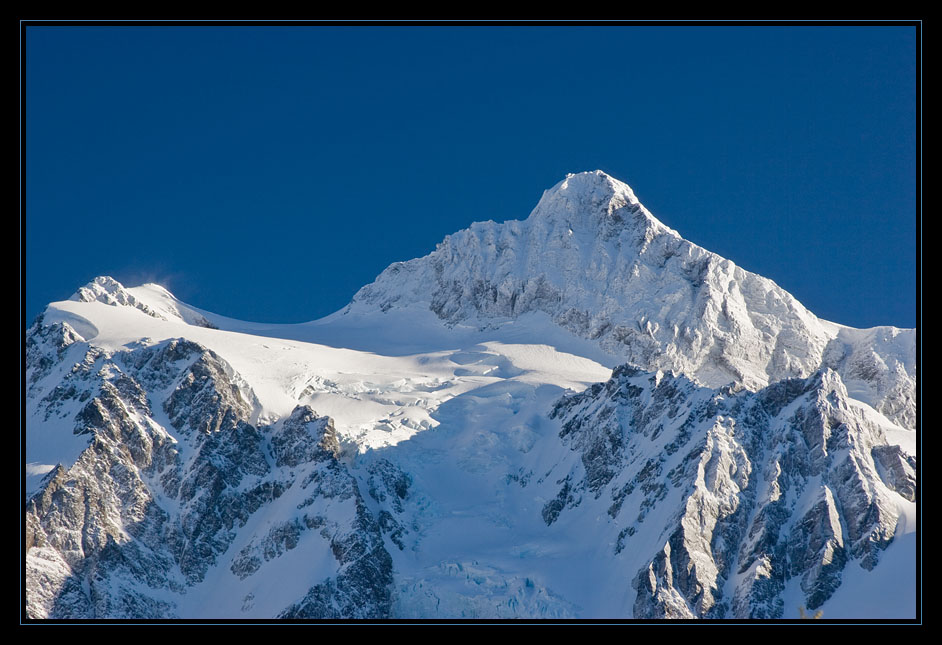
[345,170,914,430]
[24,170,917,620]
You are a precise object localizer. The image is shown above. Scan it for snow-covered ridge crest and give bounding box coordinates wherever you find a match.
[70,276,217,329]
[347,171,915,429]
[71,276,164,320]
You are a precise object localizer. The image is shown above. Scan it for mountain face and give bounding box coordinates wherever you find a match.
[352,171,915,431]
[26,331,393,619]
[545,366,910,618]
[24,171,917,620]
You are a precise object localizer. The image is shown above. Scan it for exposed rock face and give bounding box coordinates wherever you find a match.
[546,366,914,618]
[276,491,394,619]
[271,405,342,466]
[25,327,394,619]
[871,444,917,503]
[351,171,915,430]
[362,458,413,551]
[25,315,86,398]
[25,345,184,618]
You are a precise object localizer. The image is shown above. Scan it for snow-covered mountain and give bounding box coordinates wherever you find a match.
[351,171,915,430]
[24,171,917,620]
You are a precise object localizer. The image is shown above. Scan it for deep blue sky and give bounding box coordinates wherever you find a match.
[25,25,918,329]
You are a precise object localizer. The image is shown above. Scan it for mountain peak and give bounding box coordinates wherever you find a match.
[71,275,125,299]
[537,169,637,207]
[527,170,665,238]
[560,169,637,200]
[65,277,218,329]
[69,276,160,319]
[350,171,852,396]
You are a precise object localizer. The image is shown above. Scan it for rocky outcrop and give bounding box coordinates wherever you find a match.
[25,357,183,618]
[276,493,394,619]
[270,405,341,467]
[25,315,85,397]
[871,444,917,503]
[25,324,394,619]
[547,365,914,618]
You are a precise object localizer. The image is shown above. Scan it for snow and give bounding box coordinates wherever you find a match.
[817,531,917,620]
[25,170,917,619]
[25,463,55,476]
[183,480,352,618]
[30,272,918,619]
[126,283,216,326]
[33,285,629,616]
[846,397,916,455]
[776,522,918,621]
[39,295,611,455]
